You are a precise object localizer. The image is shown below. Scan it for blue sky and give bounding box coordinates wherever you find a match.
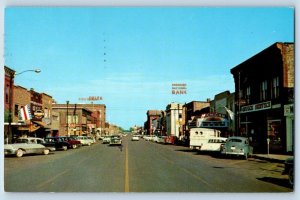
[4,7,294,129]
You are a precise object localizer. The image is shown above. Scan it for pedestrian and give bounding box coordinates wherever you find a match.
[119,143,123,152]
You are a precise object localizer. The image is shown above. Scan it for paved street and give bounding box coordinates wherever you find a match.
[4,134,292,192]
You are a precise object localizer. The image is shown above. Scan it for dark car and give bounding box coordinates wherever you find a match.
[283,157,294,186]
[44,137,71,151]
[60,136,82,149]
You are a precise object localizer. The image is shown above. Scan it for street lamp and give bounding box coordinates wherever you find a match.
[7,68,41,144]
[66,101,69,136]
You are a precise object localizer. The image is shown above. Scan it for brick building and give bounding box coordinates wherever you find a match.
[145,110,163,135]
[52,104,95,136]
[230,42,294,154]
[4,66,15,142]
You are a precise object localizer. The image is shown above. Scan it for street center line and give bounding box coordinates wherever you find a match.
[36,169,69,189]
[124,144,129,192]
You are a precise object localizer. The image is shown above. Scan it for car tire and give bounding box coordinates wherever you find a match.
[72,144,77,149]
[288,168,294,186]
[16,149,24,158]
[88,143,91,146]
[63,146,68,151]
[43,149,50,155]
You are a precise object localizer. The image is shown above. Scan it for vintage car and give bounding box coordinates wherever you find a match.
[59,136,82,149]
[221,136,253,159]
[70,135,93,146]
[131,135,140,141]
[4,137,52,158]
[102,136,112,144]
[109,135,122,146]
[45,137,72,151]
[282,157,294,186]
[157,136,167,144]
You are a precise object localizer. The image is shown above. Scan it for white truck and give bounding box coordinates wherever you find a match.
[189,128,221,150]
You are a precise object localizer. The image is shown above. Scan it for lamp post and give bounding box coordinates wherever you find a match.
[7,68,41,144]
[66,101,69,136]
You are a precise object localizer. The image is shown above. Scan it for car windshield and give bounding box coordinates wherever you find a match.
[229,139,242,143]
[15,139,28,143]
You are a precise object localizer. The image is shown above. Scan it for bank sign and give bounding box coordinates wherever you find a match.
[240,101,271,113]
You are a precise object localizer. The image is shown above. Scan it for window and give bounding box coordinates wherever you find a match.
[271,77,280,99]
[246,86,251,102]
[260,80,268,101]
[5,85,9,103]
[14,104,19,116]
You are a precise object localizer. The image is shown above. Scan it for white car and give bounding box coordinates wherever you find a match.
[4,137,52,158]
[131,135,140,141]
[144,135,154,141]
[102,136,112,144]
[72,136,93,146]
[157,136,167,144]
[200,137,227,152]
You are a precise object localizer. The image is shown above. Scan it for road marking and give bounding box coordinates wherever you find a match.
[124,144,129,192]
[36,170,69,189]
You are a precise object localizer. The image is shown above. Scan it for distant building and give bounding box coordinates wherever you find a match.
[145,110,163,135]
[52,104,94,136]
[231,42,294,154]
[166,103,183,138]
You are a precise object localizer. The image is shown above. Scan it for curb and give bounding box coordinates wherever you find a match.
[252,155,285,163]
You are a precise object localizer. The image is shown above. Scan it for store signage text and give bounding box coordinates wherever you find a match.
[240,101,271,113]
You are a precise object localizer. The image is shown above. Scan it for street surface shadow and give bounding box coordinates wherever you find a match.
[176,149,198,154]
[257,177,293,189]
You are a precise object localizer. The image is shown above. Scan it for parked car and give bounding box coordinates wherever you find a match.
[282,157,294,186]
[60,136,82,149]
[131,135,140,141]
[45,137,71,151]
[102,136,112,144]
[221,136,253,159]
[144,135,154,141]
[157,136,167,144]
[109,135,122,146]
[87,136,96,144]
[152,135,159,143]
[4,137,52,158]
[71,136,93,146]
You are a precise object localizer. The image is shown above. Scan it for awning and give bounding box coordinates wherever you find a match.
[32,121,48,127]
[18,125,40,132]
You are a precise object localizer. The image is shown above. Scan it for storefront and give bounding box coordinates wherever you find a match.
[239,101,286,153]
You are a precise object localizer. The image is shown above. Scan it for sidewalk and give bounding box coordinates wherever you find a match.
[252,154,293,163]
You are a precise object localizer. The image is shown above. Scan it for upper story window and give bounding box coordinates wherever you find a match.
[246,86,251,103]
[260,80,268,101]
[271,76,280,99]
[5,85,9,104]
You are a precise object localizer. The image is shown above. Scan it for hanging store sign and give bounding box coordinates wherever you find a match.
[197,113,228,128]
[240,101,271,113]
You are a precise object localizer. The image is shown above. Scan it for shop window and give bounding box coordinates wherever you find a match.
[267,120,282,151]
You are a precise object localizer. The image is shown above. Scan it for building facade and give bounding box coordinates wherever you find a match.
[230,42,294,154]
[52,104,95,136]
[145,110,163,135]
[166,103,183,138]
